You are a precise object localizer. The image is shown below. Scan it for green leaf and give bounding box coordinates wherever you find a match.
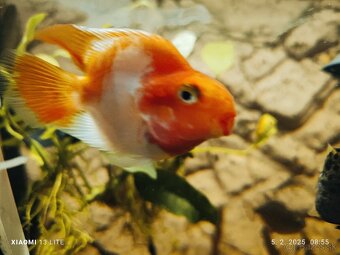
[254,113,278,146]
[17,13,47,54]
[201,41,234,76]
[39,127,56,141]
[134,170,218,224]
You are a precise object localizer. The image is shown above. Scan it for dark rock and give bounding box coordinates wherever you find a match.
[316,148,340,226]
[323,54,340,78]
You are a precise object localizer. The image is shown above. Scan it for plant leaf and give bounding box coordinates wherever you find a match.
[17,13,47,54]
[254,113,278,145]
[134,171,218,224]
[39,127,56,141]
[172,31,197,58]
[201,41,234,76]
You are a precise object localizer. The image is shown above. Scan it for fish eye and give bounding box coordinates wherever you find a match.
[178,85,199,104]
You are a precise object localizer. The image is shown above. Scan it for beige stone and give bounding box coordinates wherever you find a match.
[219,202,267,255]
[187,169,227,206]
[254,59,333,128]
[243,47,286,81]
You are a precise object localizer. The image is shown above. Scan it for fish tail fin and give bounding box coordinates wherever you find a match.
[2,52,86,127]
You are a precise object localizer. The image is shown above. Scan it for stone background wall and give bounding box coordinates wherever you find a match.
[2,0,340,254]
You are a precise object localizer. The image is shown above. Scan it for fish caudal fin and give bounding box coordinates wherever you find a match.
[4,53,85,126]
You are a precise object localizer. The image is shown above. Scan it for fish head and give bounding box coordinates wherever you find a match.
[138,71,236,155]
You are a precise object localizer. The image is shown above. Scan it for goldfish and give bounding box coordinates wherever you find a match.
[0,24,236,173]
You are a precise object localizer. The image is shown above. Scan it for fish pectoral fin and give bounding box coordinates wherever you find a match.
[61,112,110,151]
[105,153,157,179]
[124,163,157,179]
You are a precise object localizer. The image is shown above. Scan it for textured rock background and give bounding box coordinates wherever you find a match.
[3,0,340,254]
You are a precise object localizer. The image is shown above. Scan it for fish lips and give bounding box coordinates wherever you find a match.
[213,112,236,137]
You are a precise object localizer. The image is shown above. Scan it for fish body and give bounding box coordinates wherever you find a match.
[1,24,236,169]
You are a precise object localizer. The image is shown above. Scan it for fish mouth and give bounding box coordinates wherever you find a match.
[218,113,236,136]
[224,116,235,135]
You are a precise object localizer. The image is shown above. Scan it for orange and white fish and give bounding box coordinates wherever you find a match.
[1,24,236,173]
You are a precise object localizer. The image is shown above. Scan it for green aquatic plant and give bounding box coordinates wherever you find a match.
[17,13,47,55]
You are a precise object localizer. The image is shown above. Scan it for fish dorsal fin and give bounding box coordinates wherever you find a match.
[61,112,110,151]
[35,24,150,71]
[35,24,108,71]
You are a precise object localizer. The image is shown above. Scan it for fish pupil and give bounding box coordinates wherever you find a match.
[180,90,193,101]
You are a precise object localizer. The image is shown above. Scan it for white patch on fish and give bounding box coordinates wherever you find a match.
[84,41,166,163]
